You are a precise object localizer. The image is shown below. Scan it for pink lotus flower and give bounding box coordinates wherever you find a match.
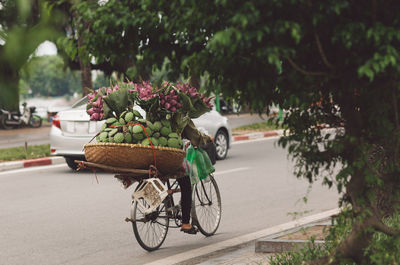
[87,108,95,115]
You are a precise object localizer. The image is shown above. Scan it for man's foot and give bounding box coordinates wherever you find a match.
[180,223,198,234]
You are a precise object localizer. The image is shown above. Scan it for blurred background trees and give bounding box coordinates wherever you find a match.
[0,0,62,111]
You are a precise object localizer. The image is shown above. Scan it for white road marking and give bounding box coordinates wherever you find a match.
[215,167,250,175]
[0,163,67,176]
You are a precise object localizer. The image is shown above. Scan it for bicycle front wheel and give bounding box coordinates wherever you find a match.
[191,175,222,236]
[131,198,169,251]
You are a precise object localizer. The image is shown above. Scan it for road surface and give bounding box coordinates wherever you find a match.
[0,137,340,265]
[0,114,268,149]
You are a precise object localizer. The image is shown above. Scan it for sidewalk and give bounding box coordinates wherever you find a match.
[145,209,339,265]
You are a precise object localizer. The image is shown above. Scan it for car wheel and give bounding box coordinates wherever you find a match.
[65,157,81,171]
[215,130,228,160]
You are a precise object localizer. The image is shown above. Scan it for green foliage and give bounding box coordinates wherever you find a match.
[270,211,400,265]
[366,213,400,264]
[93,72,111,90]
[0,0,64,110]
[20,55,81,96]
[0,144,50,161]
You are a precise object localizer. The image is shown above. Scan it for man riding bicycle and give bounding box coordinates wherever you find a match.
[178,119,213,234]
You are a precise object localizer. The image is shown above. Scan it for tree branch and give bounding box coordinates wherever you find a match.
[392,86,400,163]
[314,32,335,70]
[285,57,332,76]
[371,218,400,236]
[372,0,377,24]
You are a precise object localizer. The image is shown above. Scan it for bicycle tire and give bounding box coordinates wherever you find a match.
[131,198,169,251]
[191,175,222,236]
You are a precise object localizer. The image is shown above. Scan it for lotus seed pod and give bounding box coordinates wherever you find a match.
[101,123,107,131]
[125,132,133,143]
[146,120,155,131]
[138,118,146,124]
[167,138,180,148]
[106,117,117,124]
[119,118,126,125]
[133,132,144,141]
[168,132,179,139]
[114,132,124,143]
[141,138,150,145]
[132,125,143,134]
[153,132,161,138]
[144,127,152,136]
[111,121,121,127]
[160,126,171,137]
[109,128,118,137]
[150,137,159,146]
[153,121,162,131]
[161,119,171,127]
[99,132,109,142]
[159,137,167,146]
[124,112,134,122]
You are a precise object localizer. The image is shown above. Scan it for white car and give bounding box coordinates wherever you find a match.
[50,97,232,170]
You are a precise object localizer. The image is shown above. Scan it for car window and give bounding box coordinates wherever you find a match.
[71,96,88,109]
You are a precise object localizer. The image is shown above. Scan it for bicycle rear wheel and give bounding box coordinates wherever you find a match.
[191,175,222,236]
[131,198,169,251]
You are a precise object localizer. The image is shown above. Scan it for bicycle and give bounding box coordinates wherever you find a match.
[77,160,222,252]
[130,174,221,251]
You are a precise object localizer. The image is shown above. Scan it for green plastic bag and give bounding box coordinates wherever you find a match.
[186,146,215,184]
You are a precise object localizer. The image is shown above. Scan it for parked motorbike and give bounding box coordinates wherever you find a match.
[0,103,42,129]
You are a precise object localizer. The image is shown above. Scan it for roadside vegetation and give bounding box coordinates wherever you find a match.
[0,144,50,162]
[232,120,283,135]
[270,210,400,265]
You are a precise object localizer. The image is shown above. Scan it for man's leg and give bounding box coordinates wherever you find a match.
[177,176,197,233]
[177,176,192,224]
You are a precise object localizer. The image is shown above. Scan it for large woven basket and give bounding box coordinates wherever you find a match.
[84,143,186,174]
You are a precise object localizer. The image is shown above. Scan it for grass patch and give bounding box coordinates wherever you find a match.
[232,121,283,134]
[0,144,50,162]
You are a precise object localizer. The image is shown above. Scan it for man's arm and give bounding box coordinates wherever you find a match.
[181,119,211,147]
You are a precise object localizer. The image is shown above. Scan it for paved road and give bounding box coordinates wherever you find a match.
[0,114,268,149]
[0,124,51,149]
[0,137,339,265]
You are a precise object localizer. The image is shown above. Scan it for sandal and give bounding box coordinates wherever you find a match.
[180,226,198,235]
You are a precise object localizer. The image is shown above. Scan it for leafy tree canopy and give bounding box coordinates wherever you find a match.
[20,55,81,97]
[0,0,64,110]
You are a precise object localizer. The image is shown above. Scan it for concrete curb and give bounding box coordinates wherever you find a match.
[233,129,284,141]
[0,129,283,173]
[145,208,340,265]
[0,156,65,172]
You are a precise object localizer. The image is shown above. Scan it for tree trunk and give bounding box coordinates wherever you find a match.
[74,11,92,96]
[79,55,92,96]
[0,64,19,111]
[189,75,201,89]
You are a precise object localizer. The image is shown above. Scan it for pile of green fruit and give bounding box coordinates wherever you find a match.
[95,110,183,149]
